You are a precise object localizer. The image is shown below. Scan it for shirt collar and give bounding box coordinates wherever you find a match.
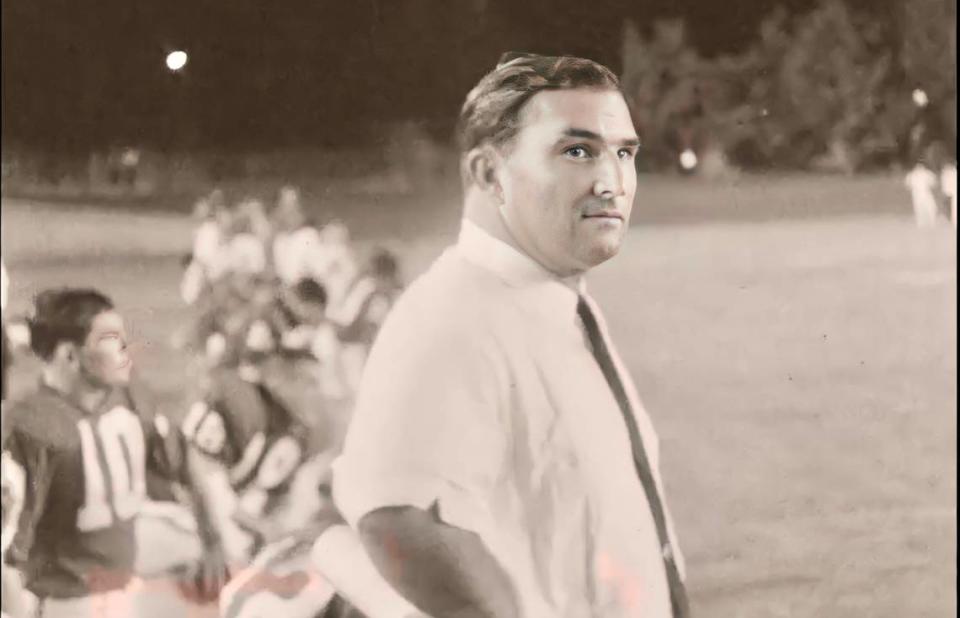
[456,218,584,319]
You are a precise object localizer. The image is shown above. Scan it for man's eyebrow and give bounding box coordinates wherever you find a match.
[561,128,641,147]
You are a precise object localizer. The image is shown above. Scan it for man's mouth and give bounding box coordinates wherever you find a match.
[582,210,623,220]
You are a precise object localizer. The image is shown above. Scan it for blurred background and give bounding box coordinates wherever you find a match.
[1,1,956,616]
[1,0,956,201]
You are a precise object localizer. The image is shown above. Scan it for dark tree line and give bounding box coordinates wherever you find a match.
[621,0,956,172]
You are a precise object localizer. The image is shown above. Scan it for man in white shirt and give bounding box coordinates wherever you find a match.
[333,53,689,617]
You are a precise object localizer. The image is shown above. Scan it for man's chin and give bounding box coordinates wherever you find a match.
[110,369,133,386]
[581,238,622,268]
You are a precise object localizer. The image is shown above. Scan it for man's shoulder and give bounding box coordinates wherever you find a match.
[205,369,271,436]
[116,382,163,424]
[4,390,80,449]
[364,250,512,378]
[389,247,509,326]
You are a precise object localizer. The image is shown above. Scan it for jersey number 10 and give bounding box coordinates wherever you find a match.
[76,406,147,532]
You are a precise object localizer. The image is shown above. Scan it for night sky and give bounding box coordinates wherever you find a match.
[2,0,891,150]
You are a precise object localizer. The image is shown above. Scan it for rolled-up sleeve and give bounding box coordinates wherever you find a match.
[332,304,506,536]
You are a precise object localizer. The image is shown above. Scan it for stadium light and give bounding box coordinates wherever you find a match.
[912,88,929,108]
[166,50,188,72]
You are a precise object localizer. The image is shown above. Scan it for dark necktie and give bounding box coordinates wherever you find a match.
[577,295,691,618]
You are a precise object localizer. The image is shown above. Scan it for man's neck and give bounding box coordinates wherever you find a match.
[462,190,586,290]
[463,190,517,252]
[42,368,110,414]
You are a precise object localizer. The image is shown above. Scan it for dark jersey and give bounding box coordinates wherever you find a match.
[181,364,344,549]
[182,368,328,496]
[2,383,185,599]
[336,276,402,347]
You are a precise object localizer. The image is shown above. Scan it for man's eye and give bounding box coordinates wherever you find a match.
[564,146,591,159]
[618,148,636,161]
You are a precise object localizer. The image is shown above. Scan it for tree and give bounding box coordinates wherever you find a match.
[620,19,707,171]
[901,0,957,156]
[777,0,905,171]
[697,9,795,170]
[696,0,913,171]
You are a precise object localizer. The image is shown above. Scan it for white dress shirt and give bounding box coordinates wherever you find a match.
[333,220,685,617]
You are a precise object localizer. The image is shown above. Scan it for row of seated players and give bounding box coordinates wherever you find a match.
[1,286,422,618]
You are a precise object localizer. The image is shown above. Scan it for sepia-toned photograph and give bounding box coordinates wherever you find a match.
[1,1,956,617]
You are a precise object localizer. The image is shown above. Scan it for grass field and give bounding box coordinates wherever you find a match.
[2,174,956,617]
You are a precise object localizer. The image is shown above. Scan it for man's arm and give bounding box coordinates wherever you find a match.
[146,408,229,600]
[358,504,521,618]
[2,433,49,618]
[179,446,230,599]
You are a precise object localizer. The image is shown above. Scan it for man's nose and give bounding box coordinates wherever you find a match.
[592,152,626,199]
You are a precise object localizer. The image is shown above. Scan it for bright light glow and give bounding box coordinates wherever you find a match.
[912,89,929,108]
[166,50,188,72]
[680,148,698,171]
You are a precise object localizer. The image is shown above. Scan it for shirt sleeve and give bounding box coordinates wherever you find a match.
[3,429,54,568]
[332,311,508,535]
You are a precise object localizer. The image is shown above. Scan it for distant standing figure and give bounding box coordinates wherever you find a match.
[941,161,957,229]
[272,187,325,287]
[905,161,940,228]
[227,206,268,277]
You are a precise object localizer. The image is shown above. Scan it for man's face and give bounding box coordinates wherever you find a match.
[79,310,133,386]
[496,88,639,276]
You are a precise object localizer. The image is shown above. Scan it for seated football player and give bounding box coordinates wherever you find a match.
[330,248,404,393]
[183,325,420,618]
[1,288,229,618]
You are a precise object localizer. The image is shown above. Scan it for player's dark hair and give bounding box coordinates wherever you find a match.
[28,288,114,360]
[370,248,399,280]
[456,52,621,171]
[292,278,327,308]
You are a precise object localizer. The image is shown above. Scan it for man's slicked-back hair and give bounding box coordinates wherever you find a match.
[28,288,114,360]
[456,52,622,160]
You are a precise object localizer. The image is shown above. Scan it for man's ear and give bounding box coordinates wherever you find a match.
[464,146,504,202]
[53,341,79,368]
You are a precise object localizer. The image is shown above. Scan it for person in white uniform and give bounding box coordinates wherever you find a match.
[905,158,941,228]
[333,52,689,618]
[272,187,326,287]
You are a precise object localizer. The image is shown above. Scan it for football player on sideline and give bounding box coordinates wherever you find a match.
[1,288,229,618]
[330,248,404,394]
[183,324,422,617]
